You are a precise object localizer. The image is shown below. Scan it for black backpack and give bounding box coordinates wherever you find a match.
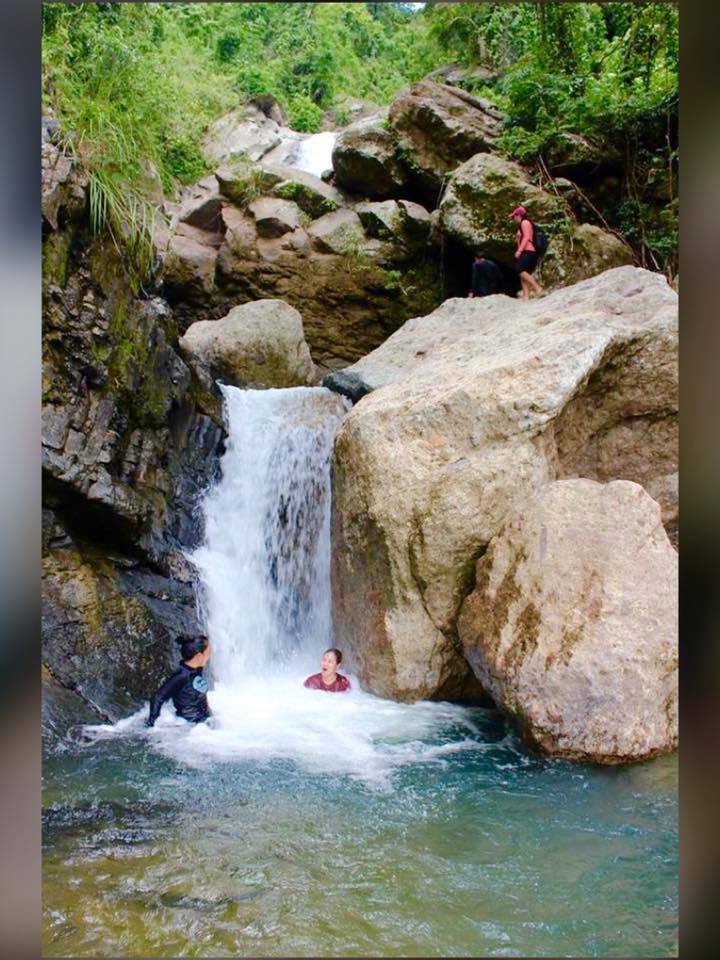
[531,221,549,257]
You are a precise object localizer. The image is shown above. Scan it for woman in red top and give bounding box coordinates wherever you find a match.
[510,205,544,301]
[304,648,351,692]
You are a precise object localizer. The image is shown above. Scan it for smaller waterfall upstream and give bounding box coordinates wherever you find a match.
[292,130,336,177]
[191,385,348,684]
[269,130,337,178]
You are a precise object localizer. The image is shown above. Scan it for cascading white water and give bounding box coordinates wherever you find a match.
[89,382,483,784]
[191,385,348,684]
[290,130,336,178]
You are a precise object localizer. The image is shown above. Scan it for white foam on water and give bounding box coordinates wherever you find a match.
[84,677,483,788]
[290,130,337,178]
[85,385,486,786]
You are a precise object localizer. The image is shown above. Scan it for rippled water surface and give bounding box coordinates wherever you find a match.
[43,386,677,957]
[43,692,677,958]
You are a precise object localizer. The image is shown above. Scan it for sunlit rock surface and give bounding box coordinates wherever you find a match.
[330,267,677,717]
[458,479,678,762]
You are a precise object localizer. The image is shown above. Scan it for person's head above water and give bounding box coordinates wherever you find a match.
[321,647,343,676]
[179,635,209,664]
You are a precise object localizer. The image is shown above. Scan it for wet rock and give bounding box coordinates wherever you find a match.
[179,298,315,388]
[332,116,407,199]
[42,526,203,722]
[388,80,504,196]
[322,369,373,404]
[458,479,678,763]
[42,142,226,737]
[331,267,677,702]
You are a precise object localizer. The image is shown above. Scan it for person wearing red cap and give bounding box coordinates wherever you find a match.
[510,205,544,300]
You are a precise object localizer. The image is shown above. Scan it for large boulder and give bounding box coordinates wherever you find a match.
[263,164,344,218]
[332,116,407,199]
[563,222,636,286]
[330,267,678,704]
[176,175,224,232]
[215,161,284,207]
[163,224,221,301]
[458,479,678,762]
[201,104,282,165]
[544,131,622,178]
[439,152,566,257]
[355,199,431,249]
[307,209,365,255]
[439,152,633,289]
[388,80,504,195]
[248,197,303,238]
[215,211,443,370]
[179,299,315,388]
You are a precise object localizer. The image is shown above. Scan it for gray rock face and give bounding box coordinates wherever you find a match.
[43,510,203,724]
[42,116,88,231]
[179,299,315,388]
[332,116,407,198]
[439,152,634,289]
[307,209,365,255]
[388,80,504,194]
[439,152,566,258]
[458,479,678,763]
[330,266,677,712]
[248,197,303,237]
[354,199,431,248]
[42,133,225,745]
[262,164,344,218]
[201,104,282,164]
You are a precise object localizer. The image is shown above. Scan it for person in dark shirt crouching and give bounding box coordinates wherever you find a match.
[146,635,212,727]
[468,250,503,298]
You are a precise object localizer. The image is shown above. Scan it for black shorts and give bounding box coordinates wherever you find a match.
[515,251,539,275]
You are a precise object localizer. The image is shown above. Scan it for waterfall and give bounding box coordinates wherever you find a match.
[88,381,481,785]
[290,131,336,178]
[190,385,348,686]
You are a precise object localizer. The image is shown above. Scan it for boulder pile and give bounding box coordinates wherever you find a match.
[328,266,678,762]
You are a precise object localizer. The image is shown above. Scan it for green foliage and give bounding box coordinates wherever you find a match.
[42,2,678,273]
[286,97,325,134]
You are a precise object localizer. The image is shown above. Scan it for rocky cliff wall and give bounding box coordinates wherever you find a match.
[42,121,225,738]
